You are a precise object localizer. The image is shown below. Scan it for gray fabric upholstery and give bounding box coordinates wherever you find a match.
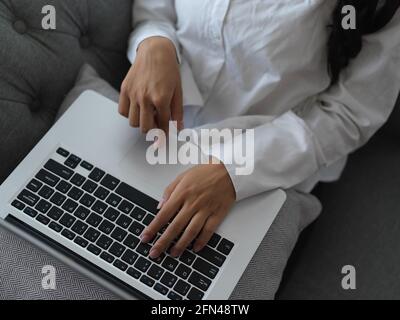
[0,0,132,183]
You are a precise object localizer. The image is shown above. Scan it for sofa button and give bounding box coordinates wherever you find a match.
[13,20,28,34]
[79,35,91,49]
[30,99,41,112]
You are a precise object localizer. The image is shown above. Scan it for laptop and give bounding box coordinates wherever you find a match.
[0,90,286,300]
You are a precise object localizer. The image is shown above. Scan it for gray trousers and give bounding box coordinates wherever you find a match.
[0,190,321,300]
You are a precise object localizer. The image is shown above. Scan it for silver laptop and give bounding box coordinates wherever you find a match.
[0,91,286,300]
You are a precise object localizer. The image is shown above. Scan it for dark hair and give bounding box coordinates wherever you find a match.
[328,0,400,84]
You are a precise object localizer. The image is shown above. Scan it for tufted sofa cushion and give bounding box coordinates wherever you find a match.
[0,0,133,183]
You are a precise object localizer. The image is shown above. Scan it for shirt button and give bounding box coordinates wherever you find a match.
[13,20,28,34]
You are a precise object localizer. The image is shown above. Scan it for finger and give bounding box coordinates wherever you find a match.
[118,88,130,118]
[170,212,208,257]
[141,185,183,243]
[156,107,171,137]
[140,102,156,134]
[128,100,140,127]
[170,84,184,131]
[193,210,227,252]
[149,204,195,258]
[157,174,184,210]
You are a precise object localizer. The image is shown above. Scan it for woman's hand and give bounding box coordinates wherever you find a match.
[119,36,184,134]
[141,163,236,258]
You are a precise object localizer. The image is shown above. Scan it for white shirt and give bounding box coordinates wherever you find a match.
[128,0,400,201]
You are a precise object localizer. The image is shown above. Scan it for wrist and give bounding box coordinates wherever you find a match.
[138,36,177,59]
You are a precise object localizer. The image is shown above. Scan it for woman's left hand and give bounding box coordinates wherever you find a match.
[140,162,236,258]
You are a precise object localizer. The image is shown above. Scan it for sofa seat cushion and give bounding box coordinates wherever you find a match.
[0,0,132,183]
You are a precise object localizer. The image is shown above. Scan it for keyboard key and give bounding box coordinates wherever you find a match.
[12,199,25,211]
[140,275,155,287]
[96,235,113,250]
[100,252,115,264]
[134,257,151,272]
[162,256,179,272]
[154,283,169,296]
[87,244,101,256]
[71,173,86,187]
[197,246,226,267]
[168,291,182,300]
[130,207,146,221]
[127,267,141,279]
[18,190,39,207]
[71,220,88,235]
[128,221,145,236]
[23,207,38,218]
[106,193,122,207]
[208,233,221,248]
[101,174,120,191]
[86,212,103,227]
[188,271,211,292]
[74,205,91,220]
[38,185,54,199]
[68,187,84,200]
[92,200,108,215]
[44,159,74,180]
[99,220,115,234]
[116,183,158,214]
[36,169,60,187]
[123,234,140,250]
[121,249,138,265]
[80,161,94,171]
[61,229,76,240]
[36,214,50,225]
[174,280,191,296]
[84,228,101,242]
[193,258,219,279]
[147,264,164,280]
[35,199,51,214]
[175,263,192,280]
[217,238,234,255]
[49,192,66,206]
[89,168,105,182]
[59,213,76,228]
[27,179,43,193]
[179,251,196,266]
[110,227,127,242]
[62,199,78,213]
[74,236,89,248]
[94,186,109,200]
[150,252,165,265]
[136,243,151,257]
[47,207,63,221]
[113,260,128,271]
[187,287,204,300]
[118,200,134,215]
[56,147,70,157]
[79,194,95,208]
[104,207,120,222]
[49,221,63,233]
[64,154,81,169]
[56,180,72,194]
[116,215,132,229]
[142,213,154,226]
[109,242,125,257]
[161,272,178,288]
[82,180,97,193]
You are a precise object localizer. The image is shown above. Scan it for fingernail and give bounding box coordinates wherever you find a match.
[193,244,202,253]
[149,248,160,259]
[170,247,180,258]
[140,233,151,243]
[157,198,165,210]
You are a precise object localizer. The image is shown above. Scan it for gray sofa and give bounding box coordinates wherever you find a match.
[1,0,399,299]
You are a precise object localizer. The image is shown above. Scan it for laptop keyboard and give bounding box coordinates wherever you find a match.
[10,148,234,300]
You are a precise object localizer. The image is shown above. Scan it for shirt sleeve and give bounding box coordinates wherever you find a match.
[128,0,181,64]
[203,11,400,201]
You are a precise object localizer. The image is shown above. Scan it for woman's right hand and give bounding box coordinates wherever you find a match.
[119,36,183,135]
